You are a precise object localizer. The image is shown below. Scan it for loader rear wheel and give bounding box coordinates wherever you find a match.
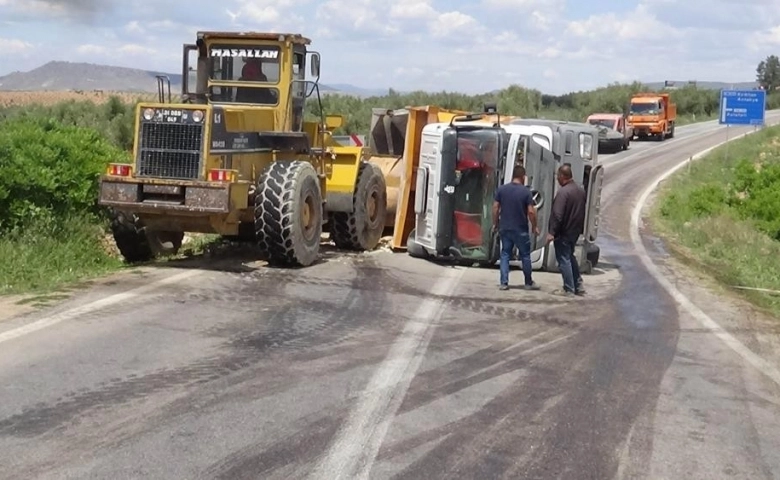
[330,162,387,251]
[109,211,182,262]
[255,161,322,267]
[109,210,154,263]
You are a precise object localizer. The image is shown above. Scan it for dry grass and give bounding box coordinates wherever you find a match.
[0,90,160,108]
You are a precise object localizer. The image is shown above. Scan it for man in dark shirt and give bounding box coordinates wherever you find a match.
[492,165,540,291]
[546,164,587,297]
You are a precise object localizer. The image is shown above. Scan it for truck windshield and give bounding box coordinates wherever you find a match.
[588,119,616,129]
[450,129,502,260]
[206,44,281,105]
[630,102,659,115]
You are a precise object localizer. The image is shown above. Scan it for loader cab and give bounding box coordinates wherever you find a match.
[181,31,321,133]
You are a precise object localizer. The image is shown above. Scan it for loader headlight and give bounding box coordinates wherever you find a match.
[143,108,155,120]
[191,110,204,122]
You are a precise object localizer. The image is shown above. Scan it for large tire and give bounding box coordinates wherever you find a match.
[110,210,154,263]
[329,162,387,251]
[110,211,184,263]
[255,161,323,267]
[109,211,182,262]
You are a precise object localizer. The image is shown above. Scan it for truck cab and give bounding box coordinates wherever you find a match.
[407,115,604,274]
[628,92,677,141]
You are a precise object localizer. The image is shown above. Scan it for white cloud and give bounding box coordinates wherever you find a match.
[118,44,157,56]
[429,11,481,38]
[565,4,681,41]
[0,0,772,94]
[389,0,436,20]
[76,44,106,55]
[0,37,33,51]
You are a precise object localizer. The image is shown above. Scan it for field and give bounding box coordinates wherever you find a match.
[650,125,780,317]
[0,90,159,108]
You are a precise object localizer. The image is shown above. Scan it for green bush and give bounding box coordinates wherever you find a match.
[658,183,727,223]
[0,116,130,233]
[0,95,137,151]
[729,158,780,240]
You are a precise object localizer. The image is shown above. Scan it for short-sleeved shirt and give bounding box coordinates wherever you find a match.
[494,182,534,232]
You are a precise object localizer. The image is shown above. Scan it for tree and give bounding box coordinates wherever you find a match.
[756,55,780,91]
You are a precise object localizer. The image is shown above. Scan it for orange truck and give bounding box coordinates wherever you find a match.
[628,92,677,141]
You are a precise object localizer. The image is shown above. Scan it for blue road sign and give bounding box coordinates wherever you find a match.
[719,89,766,126]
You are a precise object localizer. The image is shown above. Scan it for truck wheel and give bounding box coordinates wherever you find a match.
[330,162,387,251]
[255,160,322,267]
[668,122,675,138]
[406,229,428,259]
[586,243,600,268]
[109,210,154,263]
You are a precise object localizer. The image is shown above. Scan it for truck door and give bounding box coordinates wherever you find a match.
[583,164,604,244]
[525,135,556,251]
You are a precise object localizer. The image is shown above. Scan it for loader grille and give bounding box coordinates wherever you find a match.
[136,122,204,180]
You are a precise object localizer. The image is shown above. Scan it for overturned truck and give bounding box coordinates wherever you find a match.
[398,113,604,274]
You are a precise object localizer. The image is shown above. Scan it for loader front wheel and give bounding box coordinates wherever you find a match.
[255,161,322,267]
[330,162,387,251]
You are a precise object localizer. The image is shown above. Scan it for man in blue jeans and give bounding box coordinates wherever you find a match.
[492,165,540,291]
[546,164,587,297]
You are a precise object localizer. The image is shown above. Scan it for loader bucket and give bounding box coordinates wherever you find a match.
[365,108,409,229]
[365,105,470,249]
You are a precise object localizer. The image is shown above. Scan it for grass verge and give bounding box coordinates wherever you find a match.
[649,124,780,317]
[0,215,123,295]
[0,216,224,296]
[676,113,718,126]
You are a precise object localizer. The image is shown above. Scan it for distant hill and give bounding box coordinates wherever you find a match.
[0,61,759,96]
[643,80,759,90]
[0,61,369,96]
[0,61,183,93]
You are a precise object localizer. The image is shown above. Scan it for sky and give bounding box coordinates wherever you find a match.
[0,0,779,95]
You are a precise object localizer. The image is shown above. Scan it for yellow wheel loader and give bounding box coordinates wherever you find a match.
[98,31,389,267]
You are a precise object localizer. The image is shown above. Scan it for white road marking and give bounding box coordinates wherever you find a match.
[603,124,720,169]
[0,269,203,345]
[310,266,466,480]
[631,122,780,388]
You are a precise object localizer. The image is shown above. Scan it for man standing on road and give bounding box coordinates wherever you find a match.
[546,164,587,297]
[492,165,541,291]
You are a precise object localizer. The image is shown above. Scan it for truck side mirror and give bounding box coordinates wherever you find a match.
[310,53,320,77]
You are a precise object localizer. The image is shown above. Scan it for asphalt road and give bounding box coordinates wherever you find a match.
[2,115,780,479]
